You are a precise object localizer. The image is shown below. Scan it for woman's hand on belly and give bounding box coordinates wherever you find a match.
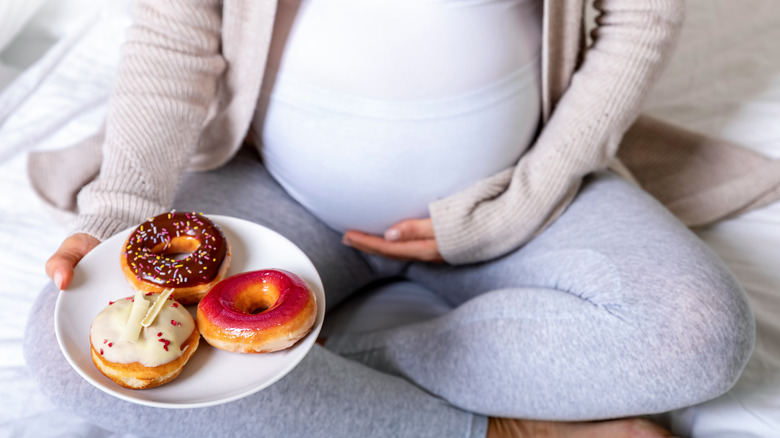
[342,218,443,263]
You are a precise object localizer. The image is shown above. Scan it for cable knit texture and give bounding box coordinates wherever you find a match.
[26,0,780,263]
[431,0,685,263]
[74,0,227,240]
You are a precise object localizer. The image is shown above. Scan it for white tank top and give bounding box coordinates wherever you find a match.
[254,0,542,234]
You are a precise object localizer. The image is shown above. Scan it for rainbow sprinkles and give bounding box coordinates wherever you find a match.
[122,211,228,287]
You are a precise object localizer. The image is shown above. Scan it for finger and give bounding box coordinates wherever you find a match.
[348,235,438,261]
[344,231,443,262]
[384,218,435,242]
[45,234,100,290]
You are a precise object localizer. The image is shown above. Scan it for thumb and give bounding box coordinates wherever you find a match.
[45,233,100,290]
[384,218,435,242]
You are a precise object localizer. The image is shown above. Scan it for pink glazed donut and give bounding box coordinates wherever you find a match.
[196,269,317,353]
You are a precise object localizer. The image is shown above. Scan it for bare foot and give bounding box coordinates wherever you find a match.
[487,417,676,438]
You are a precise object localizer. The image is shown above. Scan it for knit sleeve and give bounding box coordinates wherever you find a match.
[71,0,226,240]
[430,0,685,264]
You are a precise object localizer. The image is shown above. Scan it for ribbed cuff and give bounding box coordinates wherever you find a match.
[73,181,170,241]
[429,169,515,265]
[69,214,135,241]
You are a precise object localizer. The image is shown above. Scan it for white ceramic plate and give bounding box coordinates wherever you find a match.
[54,215,325,409]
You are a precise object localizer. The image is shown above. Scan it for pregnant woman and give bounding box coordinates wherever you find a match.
[28,0,754,436]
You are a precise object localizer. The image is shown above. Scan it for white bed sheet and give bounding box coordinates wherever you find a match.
[0,1,135,437]
[643,2,780,435]
[0,1,778,437]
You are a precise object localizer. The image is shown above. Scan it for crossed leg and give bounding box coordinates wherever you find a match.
[25,148,754,437]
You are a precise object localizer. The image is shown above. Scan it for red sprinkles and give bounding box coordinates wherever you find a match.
[159,338,171,351]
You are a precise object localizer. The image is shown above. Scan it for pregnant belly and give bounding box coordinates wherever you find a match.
[257,67,540,235]
[256,0,542,234]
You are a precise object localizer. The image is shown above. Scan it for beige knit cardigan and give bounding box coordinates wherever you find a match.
[28,0,780,264]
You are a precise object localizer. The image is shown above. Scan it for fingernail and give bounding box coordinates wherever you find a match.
[384,228,401,241]
[341,235,353,246]
[53,271,63,290]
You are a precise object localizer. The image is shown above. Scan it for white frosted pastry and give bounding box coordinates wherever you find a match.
[90,291,199,389]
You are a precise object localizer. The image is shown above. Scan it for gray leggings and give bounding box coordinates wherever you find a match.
[24,148,754,437]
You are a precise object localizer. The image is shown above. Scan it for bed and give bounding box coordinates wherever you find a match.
[1,1,779,436]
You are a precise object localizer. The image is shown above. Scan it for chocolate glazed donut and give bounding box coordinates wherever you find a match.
[120,211,231,305]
